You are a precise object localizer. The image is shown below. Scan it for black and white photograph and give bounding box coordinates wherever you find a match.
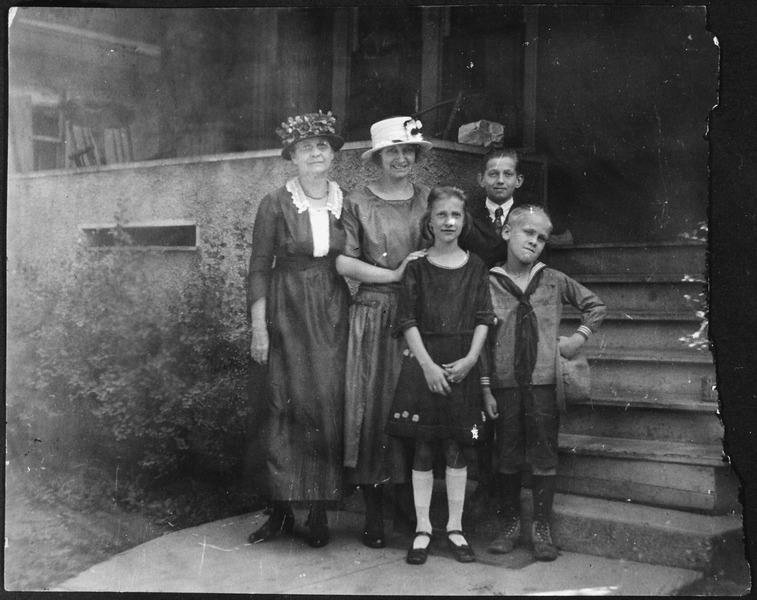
[6,3,755,595]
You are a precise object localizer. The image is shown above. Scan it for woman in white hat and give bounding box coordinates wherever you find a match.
[336,116,433,548]
[247,111,350,548]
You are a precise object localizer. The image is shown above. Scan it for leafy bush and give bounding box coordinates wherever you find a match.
[7,232,251,495]
[678,221,709,352]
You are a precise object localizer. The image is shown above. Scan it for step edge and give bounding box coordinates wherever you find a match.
[551,492,742,535]
[570,395,719,412]
[548,241,706,250]
[562,311,703,322]
[587,350,714,363]
[558,434,726,467]
[565,274,705,283]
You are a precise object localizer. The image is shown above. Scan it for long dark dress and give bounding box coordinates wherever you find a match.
[247,180,350,503]
[386,253,495,443]
[341,184,429,484]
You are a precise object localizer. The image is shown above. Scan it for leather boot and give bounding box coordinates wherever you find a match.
[305,502,330,548]
[248,501,294,543]
[393,482,417,534]
[362,484,386,548]
[531,475,559,561]
[488,472,523,554]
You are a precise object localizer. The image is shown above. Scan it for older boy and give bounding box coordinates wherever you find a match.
[460,148,525,514]
[481,205,605,561]
[460,148,524,269]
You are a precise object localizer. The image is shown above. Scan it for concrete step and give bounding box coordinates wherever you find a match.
[561,402,723,445]
[561,312,707,352]
[467,491,743,575]
[556,434,738,514]
[559,279,703,314]
[588,348,716,401]
[571,393,719,412]
[546,242,706,277]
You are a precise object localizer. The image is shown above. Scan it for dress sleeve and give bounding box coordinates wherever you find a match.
[473,259,496,327]
[247,192,278,308]
[558,270,607,337]
[392,259,421,337]
[341,193,362,258]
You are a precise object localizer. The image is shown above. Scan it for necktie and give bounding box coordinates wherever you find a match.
[494,207,504,236]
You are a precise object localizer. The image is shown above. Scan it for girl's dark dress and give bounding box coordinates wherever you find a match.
[247,181,350,503]
[386,253,495,444]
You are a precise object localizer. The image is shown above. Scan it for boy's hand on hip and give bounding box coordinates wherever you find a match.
[558,333,585,360]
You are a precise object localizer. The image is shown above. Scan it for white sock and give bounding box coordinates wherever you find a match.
[445,466,468,546]
[412,469,433,549]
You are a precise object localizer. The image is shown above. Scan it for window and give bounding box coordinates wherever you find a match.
[339,6,530,145]
[439,6,526,146]
[343,6,423,140]
[80,220,198,249]
[32,104,64,170]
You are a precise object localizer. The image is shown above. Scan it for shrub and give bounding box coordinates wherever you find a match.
[6,234,251,495]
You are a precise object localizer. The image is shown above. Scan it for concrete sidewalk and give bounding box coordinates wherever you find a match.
[53,509,702,595]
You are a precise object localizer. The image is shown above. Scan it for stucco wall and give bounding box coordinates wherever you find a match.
[10,143,542,294]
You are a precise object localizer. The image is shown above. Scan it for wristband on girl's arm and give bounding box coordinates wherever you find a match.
[480,376,491,388]
[576,325,592,340]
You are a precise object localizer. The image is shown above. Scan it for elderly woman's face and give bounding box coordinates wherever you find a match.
[379,144,417,179]
[291,136,335,175]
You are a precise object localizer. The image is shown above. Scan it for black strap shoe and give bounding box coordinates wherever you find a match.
[446,530,476,563]
[406,531,432,565]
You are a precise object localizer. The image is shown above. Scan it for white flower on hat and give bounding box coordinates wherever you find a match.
[404,118,423,136]
[361,116,433,161]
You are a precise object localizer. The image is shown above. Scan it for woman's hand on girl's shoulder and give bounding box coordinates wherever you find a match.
[392,249,428,282]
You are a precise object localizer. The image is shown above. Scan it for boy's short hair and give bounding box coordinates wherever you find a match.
[480,147,520,175]
[506,204,553,235]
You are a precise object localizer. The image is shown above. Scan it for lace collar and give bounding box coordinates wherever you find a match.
[286,177,343,219]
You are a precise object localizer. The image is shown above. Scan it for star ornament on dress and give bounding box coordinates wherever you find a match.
[471,425,479,440]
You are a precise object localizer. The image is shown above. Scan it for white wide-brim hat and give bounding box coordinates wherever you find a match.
[360,116,433,161]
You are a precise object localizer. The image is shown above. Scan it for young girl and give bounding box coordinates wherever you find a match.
[385,186,495,565]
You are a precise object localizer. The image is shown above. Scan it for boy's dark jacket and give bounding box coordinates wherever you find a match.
[460,196,522,269]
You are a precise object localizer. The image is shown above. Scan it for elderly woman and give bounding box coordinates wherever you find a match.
[336,116,433,548]
[247,111,350,548]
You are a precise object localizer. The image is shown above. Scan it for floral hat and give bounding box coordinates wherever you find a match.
[360,116,433,161]
[276,110,345,160]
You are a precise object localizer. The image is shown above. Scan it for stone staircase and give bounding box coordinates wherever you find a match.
[362,241,744,577]
[540,242,743,574]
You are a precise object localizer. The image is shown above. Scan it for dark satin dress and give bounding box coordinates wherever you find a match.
[247,182,350,503]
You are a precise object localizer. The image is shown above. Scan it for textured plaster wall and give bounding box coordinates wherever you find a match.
[7,145,493,296]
